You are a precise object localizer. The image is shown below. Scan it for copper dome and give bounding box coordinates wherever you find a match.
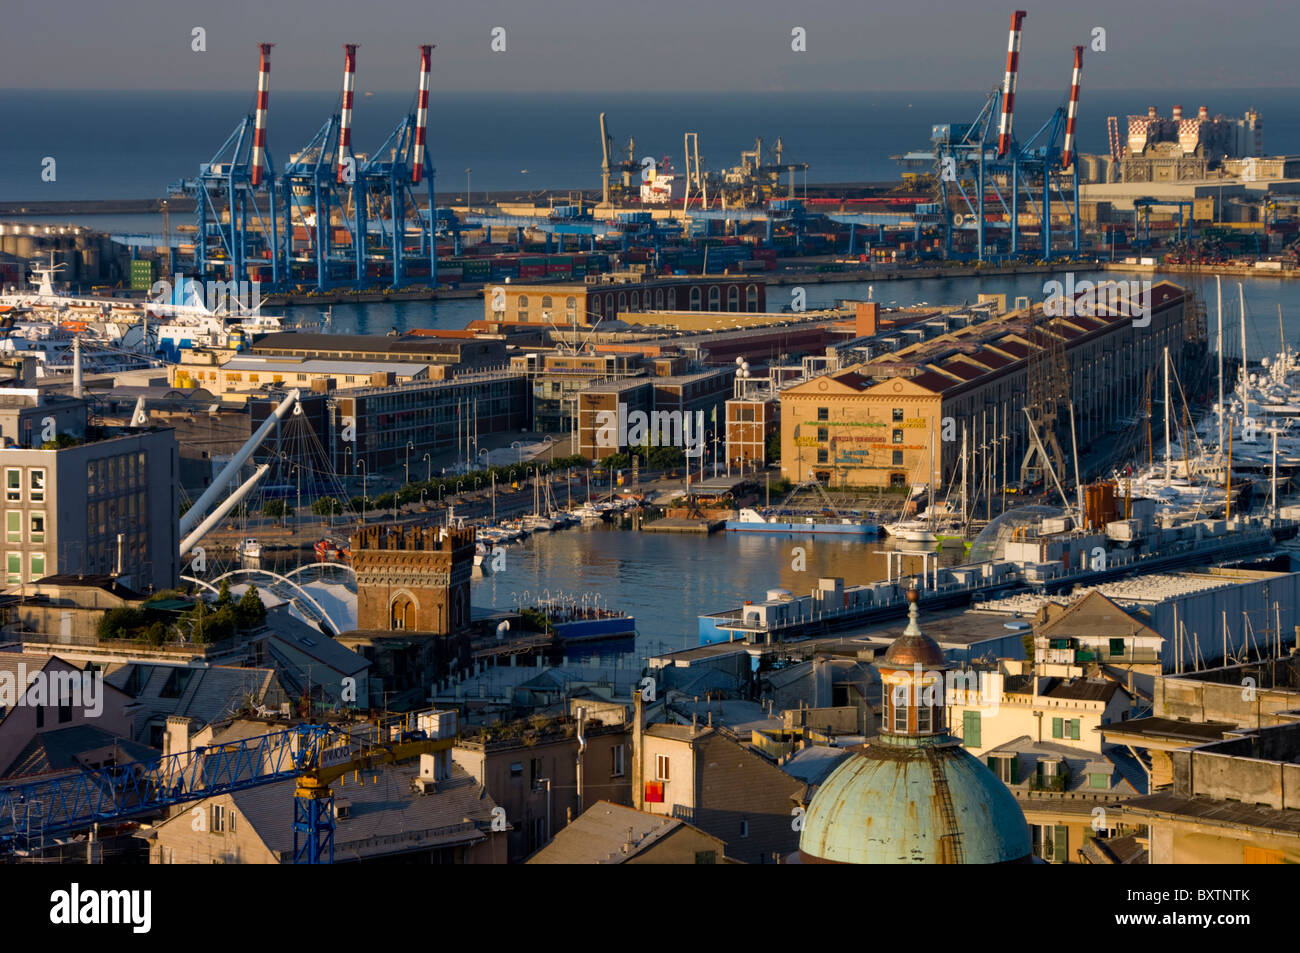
[882,633,947,668]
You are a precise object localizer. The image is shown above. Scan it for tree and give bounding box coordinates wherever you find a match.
[312,496,343,516]
[262,500,291,518]
[216,578,234,609]
[236,584,267,629]
[766,430,781,463]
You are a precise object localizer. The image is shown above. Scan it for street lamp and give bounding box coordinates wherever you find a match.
[465,168,472,210]
[290,463,302,535]
[357,459,368,525]
[542,434,555,463]
[511,440,523,464]
[437,485,445,503]
[423,452,431,483]
[478,448,490,470]
[405,440,414,485]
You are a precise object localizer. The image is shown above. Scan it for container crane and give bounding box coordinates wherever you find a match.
[354,45,439,289]
[0,709,458,865]
[280,44,364,291]
[915,11,1084,262]
[176,44,286,287]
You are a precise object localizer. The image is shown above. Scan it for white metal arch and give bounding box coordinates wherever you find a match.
[283,562,356,584]
[181,568,348,634]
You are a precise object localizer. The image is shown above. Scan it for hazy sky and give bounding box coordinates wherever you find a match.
[5,0,1298,93]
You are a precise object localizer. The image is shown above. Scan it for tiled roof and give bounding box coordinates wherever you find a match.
[526,801,687,864]
[224,761,496,860]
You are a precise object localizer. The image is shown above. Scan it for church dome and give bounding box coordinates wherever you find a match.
[798,738,1032,864]
[798,588,1031,864]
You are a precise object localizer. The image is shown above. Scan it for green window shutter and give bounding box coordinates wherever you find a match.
[964,710,981,748]
[1009,755,1019,784]
[1109,637,1126,656]
[1053,826,1069,863]
[1070,719,1081,740]
[1052,717,1063,738]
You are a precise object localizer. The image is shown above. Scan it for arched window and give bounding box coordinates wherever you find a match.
[655,289,664,308]
[517,294,529,322]
[668,288,677,309]
[689,287,701,311]
[618,292,627,312]
[631,291,640,309]
[390,594,416,630]
[565,296,577,322]
[746,284,759,312]
[605,294,613,315]
[541,295,553,315]
[708,286,721,311]
[727,286,740,312]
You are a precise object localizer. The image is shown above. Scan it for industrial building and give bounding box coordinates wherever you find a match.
[483,272,765,325]
[779,281,1197,489]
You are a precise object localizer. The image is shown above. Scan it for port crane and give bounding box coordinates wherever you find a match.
[280,44,365,291]
[0,709,458,864]
[908,12,1084,262]
[175,43,286,287]
[599,113,642,206]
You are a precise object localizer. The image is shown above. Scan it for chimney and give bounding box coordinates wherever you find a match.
[1147,106,1158,119]
[1198,105,1209,120]
[632,689,645,810]
[855,301,879,337]
[1172,105,1183,120]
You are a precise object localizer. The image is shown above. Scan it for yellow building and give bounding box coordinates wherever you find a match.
[779,372,943,489]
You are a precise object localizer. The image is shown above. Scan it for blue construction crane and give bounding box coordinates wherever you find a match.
[0,710,456,864]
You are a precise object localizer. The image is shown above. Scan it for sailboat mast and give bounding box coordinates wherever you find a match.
[1239,283,1248,418]
[1163,346,1172,484]
[1216,275,1224,457]
[960,426,967,527]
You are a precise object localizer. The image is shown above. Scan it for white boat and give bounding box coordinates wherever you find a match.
[238,538,262,559]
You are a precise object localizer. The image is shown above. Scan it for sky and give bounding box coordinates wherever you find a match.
[3,0,1298,93]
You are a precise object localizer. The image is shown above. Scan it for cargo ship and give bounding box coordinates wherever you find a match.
[725,507,880,537]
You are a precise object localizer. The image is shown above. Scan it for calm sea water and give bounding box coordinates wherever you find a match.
[3,88,1297,200]
[470,525,965,655]
[283,271,1300,361]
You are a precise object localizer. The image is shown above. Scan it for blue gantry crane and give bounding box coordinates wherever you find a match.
[903,12,1084,262]
[178,43,285,288]
[0,709,457,864]
[354,44,439,290]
